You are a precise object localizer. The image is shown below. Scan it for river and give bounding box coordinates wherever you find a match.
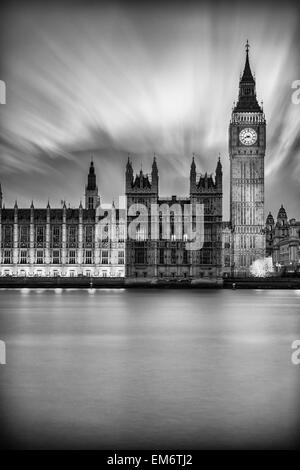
[0,288,299,449]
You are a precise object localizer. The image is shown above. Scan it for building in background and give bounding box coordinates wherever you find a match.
[265,205,300,271]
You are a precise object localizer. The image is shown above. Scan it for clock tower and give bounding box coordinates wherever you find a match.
[229,41,266,275]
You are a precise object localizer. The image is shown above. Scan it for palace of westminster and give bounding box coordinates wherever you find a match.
[0,44,299,279]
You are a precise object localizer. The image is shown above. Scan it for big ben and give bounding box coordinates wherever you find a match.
[229,41,266,275]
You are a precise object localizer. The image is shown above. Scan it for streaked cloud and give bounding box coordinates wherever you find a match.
[0,1,299,219]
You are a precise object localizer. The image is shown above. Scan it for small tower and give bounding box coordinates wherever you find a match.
[276,204,288,226]
[275,205,288,239]
[189,155,196,193]
[151,155,159,193]
[85,158,100,210]
[125,156,134,193]
[215,156,222,191]
[0,183,2,209]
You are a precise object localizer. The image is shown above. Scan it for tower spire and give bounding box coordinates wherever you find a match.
[241,40,254,83]
[233,41,262,112]
[245,39,249,54]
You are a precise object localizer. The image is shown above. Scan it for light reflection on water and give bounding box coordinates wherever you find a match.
[0,289,300,449]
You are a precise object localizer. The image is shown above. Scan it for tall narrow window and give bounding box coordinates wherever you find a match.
[118,250,124,265]
[52,250,60,264]
[85,226,93,245]
[171,248,176,264]
[69,250,76,264]
[4,250,11,264]
[85,250,92,264]
[20,250,27,264]
[68,226,77,246]
[20,226,29,247]
[88,197,94,209]
[4,226,12,246]
[101,250,109,264]
[36,226,45,246]
[36,250,44,264]
[52,226,61,246]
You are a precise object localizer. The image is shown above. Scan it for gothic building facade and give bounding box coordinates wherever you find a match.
[0,163,125,277]
[125,156,223,280]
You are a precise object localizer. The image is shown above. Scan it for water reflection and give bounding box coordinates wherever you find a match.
[0,289,299,449]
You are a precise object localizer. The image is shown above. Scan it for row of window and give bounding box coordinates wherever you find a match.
[1,250,124,265]
[2,225,125,246]
[134,228,219,242]
[2,225,223,245]
[240,254,257,267]
[134,271,215,278]
[240,235,256,249]
[134,249,213,265]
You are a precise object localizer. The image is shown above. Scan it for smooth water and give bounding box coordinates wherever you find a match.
[0,288,300,449]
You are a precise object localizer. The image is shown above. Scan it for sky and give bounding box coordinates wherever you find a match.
[0,0,299,220]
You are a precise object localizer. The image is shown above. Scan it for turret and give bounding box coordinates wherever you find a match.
[277,204,288,226]
[85,157,100,209]
[215,156,222,191]
[266,211,274,228]
[151,155,158,192]
[190,155,196,193]
[14,200,18,223]
[125,156,134,193]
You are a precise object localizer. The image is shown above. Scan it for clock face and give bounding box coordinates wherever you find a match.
[239,128,257,146]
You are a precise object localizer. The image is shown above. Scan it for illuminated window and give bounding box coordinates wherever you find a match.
[101,250,109,264]
[36,250,44,264]
[85,250,92,264]
[3,250,11,264]
[20,250,27,264]
[52,250,60,264]
[69,250,76,264]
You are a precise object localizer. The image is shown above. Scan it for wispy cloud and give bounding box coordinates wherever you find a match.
[0,1,299,219]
